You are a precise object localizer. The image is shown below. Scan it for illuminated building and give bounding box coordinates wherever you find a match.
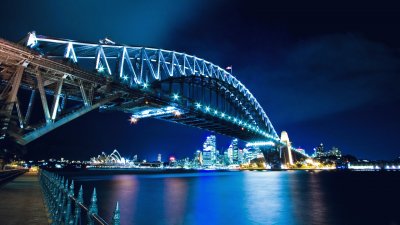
[227,145,233,163]
[329,147,342,158]
[194,150,203,166]
[313,143,325,158]
[215,149,220,162]
[313,143,342,158]
[202,151,213,166]
[203,135,216,166]
[238,149,244,164]
[169,156,176,166]
[157,153,162,162]
[243,147,262,163]
[90,149,126,165]
[231,138,239,163]
[223,151,229,165]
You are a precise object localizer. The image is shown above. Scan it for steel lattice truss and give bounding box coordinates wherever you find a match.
[0,32,284,146]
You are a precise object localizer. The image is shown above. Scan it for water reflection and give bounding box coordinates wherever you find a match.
[285,171,330,225]
[66,171,400,225]
[307,172,329,224]
[164,178,188,225]
[109,175,138,224]
[244,171,295,224]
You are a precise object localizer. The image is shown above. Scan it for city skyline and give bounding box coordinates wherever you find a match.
[1,1,399,160]
[30,133,347,164]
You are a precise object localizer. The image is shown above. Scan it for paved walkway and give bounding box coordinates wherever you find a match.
[0,172,50,225]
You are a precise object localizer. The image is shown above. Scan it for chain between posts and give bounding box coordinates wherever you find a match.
[39,170,120,225]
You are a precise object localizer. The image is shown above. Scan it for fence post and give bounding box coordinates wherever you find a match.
[88,188,98,225]
[54,184,62,224]
[112,202,120,225]
[57,177,65,223]
[65,180,73,224]
[39,171,118,225]
[73,185,83,225]
[50,174,58,223]
[59,178,67,224]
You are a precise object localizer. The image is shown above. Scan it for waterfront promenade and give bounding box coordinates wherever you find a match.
[0,171,49,225]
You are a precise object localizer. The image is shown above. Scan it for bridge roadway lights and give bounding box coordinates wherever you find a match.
[0,34,281,145]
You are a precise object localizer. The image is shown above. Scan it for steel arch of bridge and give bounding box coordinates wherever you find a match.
[0,32,281,145]
[27,32,278,138]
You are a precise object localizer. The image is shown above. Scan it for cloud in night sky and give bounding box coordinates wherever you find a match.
[244,34,400,125]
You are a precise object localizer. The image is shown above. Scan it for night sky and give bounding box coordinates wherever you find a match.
[1,1,399,161]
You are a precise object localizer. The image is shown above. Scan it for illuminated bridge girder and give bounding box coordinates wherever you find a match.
[0,32,280,145]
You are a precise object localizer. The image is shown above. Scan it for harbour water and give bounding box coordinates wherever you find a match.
[61,170,400,225]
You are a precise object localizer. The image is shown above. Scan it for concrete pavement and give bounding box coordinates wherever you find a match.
[0,171,50,225]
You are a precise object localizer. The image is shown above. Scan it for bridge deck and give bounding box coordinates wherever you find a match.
[0,171,50,225]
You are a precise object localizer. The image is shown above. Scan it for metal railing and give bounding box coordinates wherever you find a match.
[39,170,120,225]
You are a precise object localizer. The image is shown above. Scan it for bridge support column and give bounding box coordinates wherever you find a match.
[23,90,36,126]
[15,93,120,145]
[0,65,25,139]
[50,78,64,120]
[15,98,24,128]
[36,71,52,124]
[79,80,89,106]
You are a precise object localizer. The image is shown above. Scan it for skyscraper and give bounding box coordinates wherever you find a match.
[314,143,325,158]
[223,151,230,165]
[231,138,239,163]
[157,153,162,162]
[194,150,203,166]
[227,144,233,164]
[238,149,244,164]
[329,147,342,158]
[203,135,216,166]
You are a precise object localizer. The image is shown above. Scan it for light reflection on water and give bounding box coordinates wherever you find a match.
[109,175,139,222]
[244,172,294,225]
[68,171,400,225]
[164,178,188,225]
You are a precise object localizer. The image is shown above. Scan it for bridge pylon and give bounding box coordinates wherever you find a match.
[280,131,293,166]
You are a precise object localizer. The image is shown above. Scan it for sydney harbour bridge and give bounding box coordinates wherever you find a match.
[0,32,307,165]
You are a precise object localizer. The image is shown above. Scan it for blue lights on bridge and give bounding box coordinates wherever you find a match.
[25,32,278,138]
[1,32,300,149]
[192,101,276,139]
[172,94,180,101]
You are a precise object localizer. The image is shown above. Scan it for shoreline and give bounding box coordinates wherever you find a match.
[43,167,400,176]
